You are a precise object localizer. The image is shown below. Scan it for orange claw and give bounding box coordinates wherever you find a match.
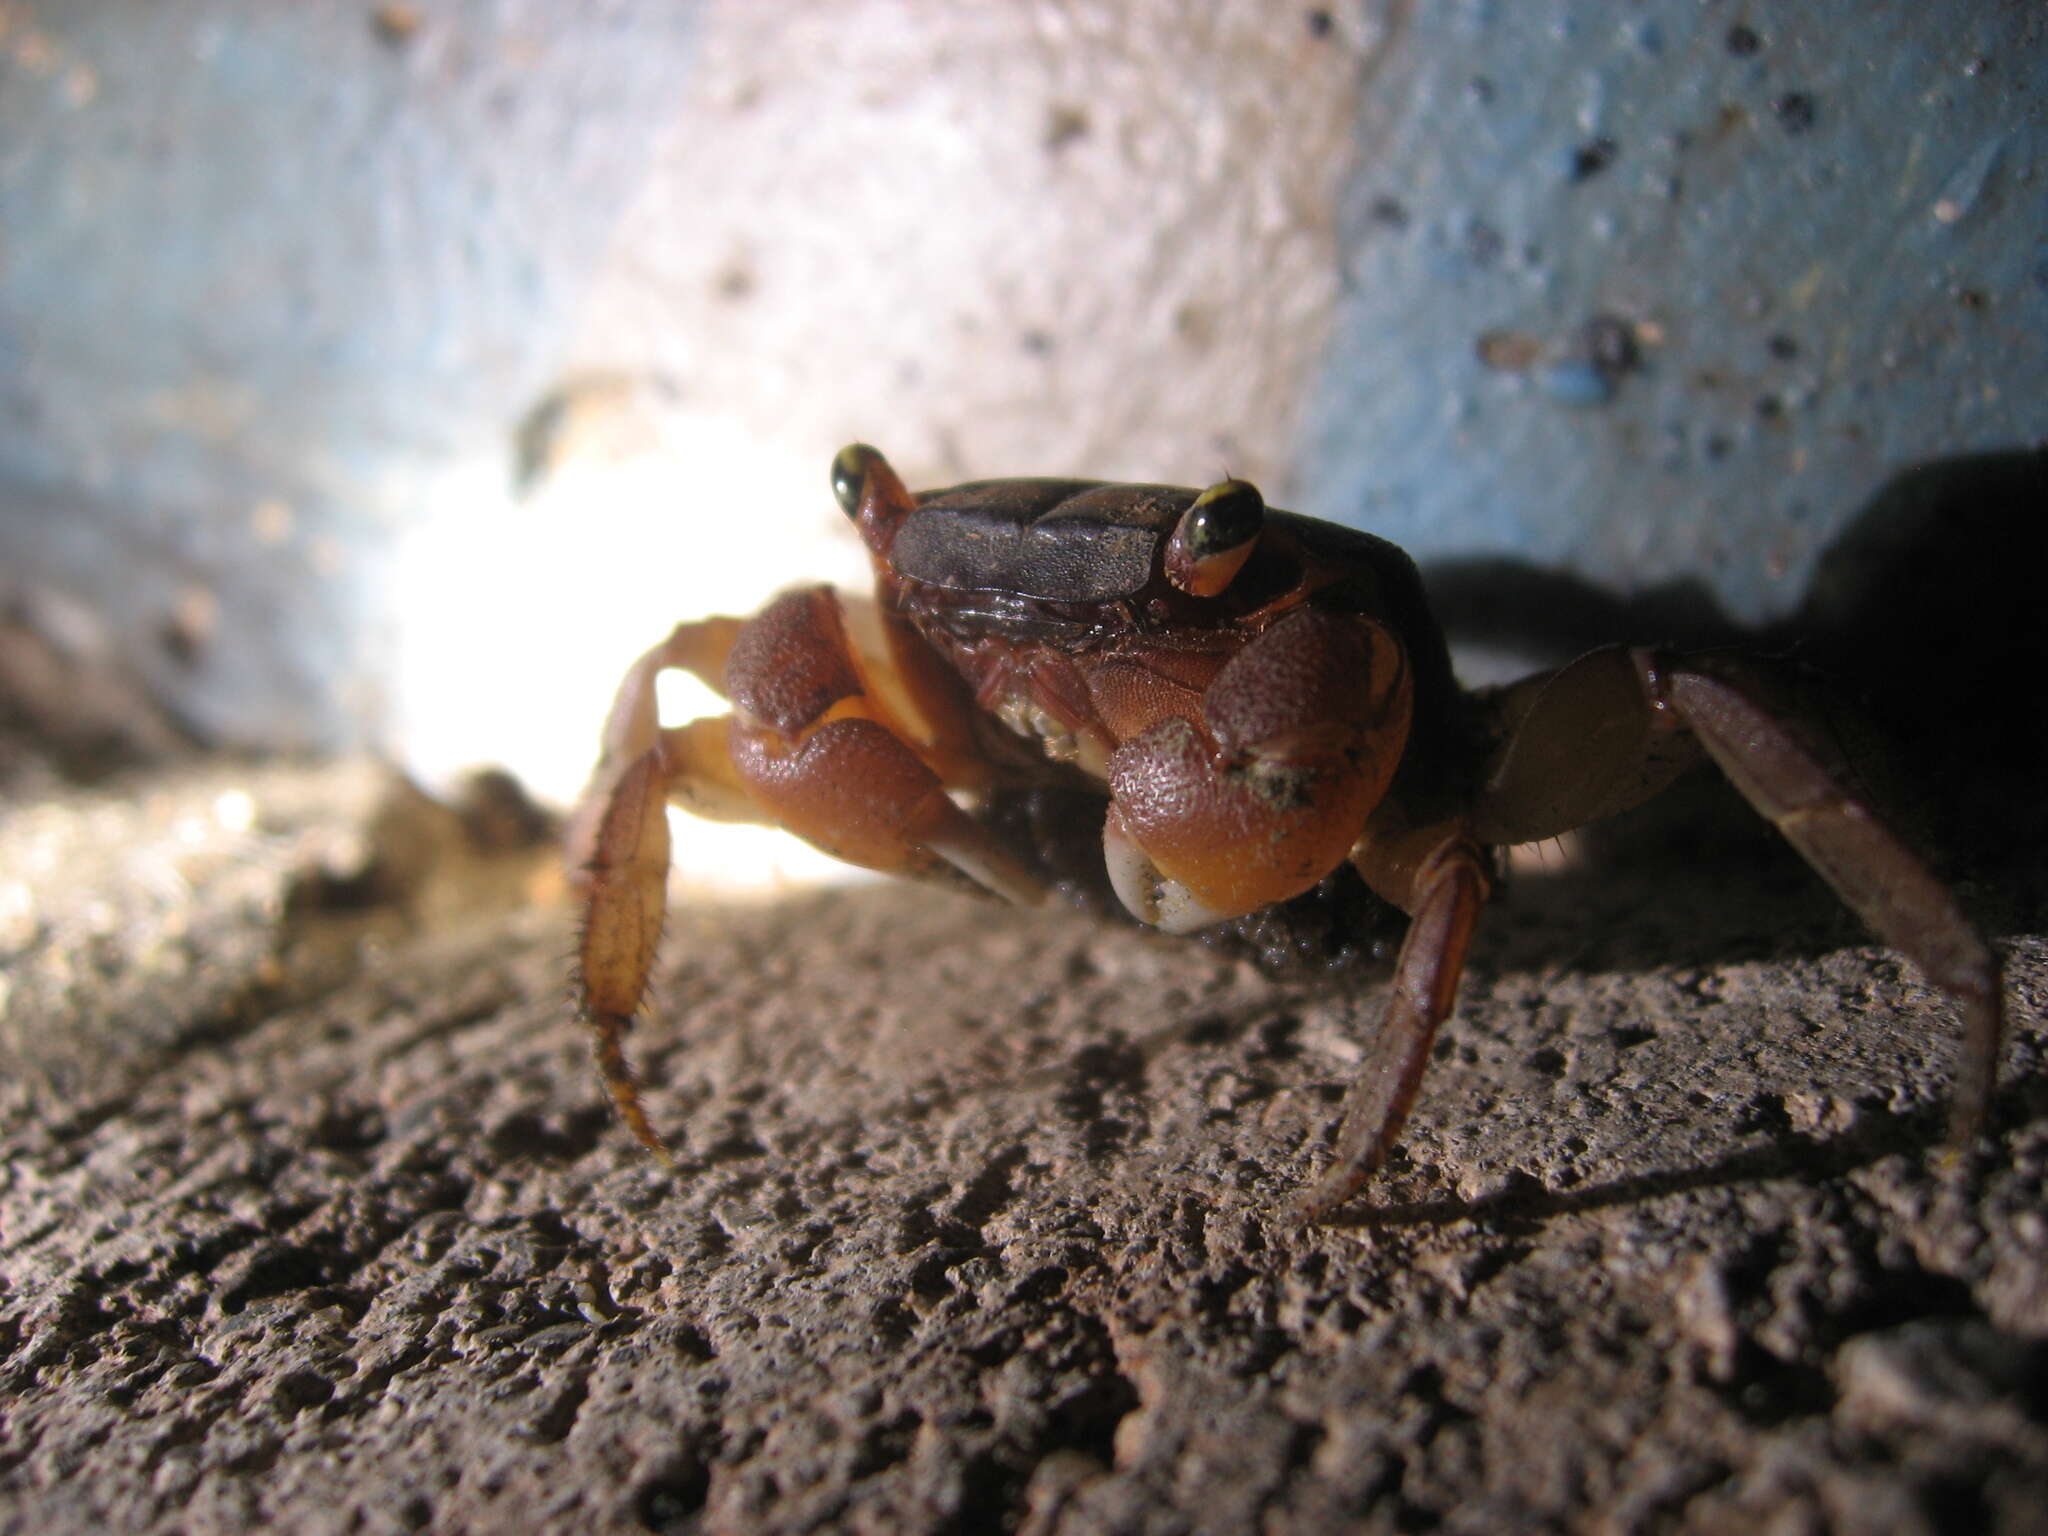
[1102,609,1412,924]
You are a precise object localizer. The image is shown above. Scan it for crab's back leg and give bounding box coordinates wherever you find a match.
[1475,644,2003,1145]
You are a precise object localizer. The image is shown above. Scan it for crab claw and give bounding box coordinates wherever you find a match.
[1102,801,1234,933]
[1101,609,1411,928]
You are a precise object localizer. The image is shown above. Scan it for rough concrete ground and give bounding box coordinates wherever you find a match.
[1,755,2043,1535]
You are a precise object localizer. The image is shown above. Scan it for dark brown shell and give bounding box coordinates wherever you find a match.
[895,480,1194,603]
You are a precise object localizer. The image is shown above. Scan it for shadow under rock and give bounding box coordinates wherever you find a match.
[1423,448,2048,932]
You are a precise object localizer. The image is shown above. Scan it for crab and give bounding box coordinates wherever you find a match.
[567,444,2004,1217]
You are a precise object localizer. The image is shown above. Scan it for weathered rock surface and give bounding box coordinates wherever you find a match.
[2,760,2043,1534]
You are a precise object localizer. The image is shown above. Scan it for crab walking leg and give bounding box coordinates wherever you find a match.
[719,587,1050,902]
[565,616,748,882]
[573,589,1058,1160]
[576,741,675,1157]
[1471,644,1703,845]
[1293,832,1490,1219]
[725,714,1048,905]
[566,616,753,1158]
[575,717,765,1159]
[1645,651,2005,1142]
[1475,643,2004,1145]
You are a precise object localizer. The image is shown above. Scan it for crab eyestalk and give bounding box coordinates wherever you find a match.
[1165,478,1264,596]
[829,442,878,516]
[831,442,917,558]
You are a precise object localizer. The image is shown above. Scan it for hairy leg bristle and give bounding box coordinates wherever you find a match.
[587,1009,677,1166]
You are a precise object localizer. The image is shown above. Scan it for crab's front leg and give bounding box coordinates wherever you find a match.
[1474,644,2005,1145]
[1089,607,1474,1216]
[570,589,1047,1158]
[1291,819,1491,1219]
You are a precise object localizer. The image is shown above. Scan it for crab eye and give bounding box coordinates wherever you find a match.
[831,443,881,518]
[1165,478,1264,596]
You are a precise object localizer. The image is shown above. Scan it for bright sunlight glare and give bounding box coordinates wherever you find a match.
[391,414,874,896]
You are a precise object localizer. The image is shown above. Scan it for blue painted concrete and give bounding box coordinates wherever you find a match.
[1300,1,2045,625]
[1,1,2039,754]
[0,1,697,748]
